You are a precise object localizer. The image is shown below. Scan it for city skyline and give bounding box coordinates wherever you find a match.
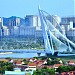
[0,0,75,18]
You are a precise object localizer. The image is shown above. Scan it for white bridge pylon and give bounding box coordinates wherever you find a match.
[38,8,75,55]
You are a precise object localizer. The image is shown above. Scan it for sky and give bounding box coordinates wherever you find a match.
[0,0,75,18]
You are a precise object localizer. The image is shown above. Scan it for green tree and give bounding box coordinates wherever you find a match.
[33,68,55,75]
[56,66,72,73]
[46,58,52,65]
[33,69,42,75]
[0,61,14,74]
[23,59,28,65]
[46,68,55,75]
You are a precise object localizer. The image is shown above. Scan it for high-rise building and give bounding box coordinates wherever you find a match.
[0,17,3,36]
[60,17,75,32]
[0,17,3,27]
[60,17,75,41]
[0,15,43,37]
[2,26,9,36]
[9,16,16,28]
[25,15,37,27]
[16,18,20,26]
[8,16,21,35]
[46,15,61,27]
[8,16,21,28]
[25,15,41,28]
[61,17,75,27]
[3,17,9,27]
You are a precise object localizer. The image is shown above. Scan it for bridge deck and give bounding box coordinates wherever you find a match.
[0,49,58,53]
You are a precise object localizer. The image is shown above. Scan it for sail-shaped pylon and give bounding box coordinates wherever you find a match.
[38,7,54,55]
[38,7,75,55]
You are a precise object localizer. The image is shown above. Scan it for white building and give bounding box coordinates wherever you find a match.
[0,18,3,36]
[25,15,41,28]
[0,18,9,36]
[60,17,75,41]
[35,29,43,38]
[3,26,9,36]
[53,15,61,27]
[67,29,75,40]
[19,26,36,36]
[13,26,19,36]
[16,17,21,26]
[24,26,36,36]
[37,16,41,27]
[46,15,61,27]
[9,25,36,37]
[0,17,3,26]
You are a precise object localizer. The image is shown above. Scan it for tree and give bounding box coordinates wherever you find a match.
[46,58,52,65]
[33,69,42,75]
[56,66,72,73]
[46,68,55,75]
[0,61,14,74]
[23,59,28,65]
[46,58,60,65]
[7,65,14,71]
[0,67,5,74]
[33,68,55,75]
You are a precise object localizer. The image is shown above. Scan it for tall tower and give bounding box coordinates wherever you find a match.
[25,15,39,27]
[0,17,3,27]
[74,0,75,16]
[0,17,3,36]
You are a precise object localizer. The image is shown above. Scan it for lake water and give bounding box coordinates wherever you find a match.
[0,52,75,58]
[0,53,45,58]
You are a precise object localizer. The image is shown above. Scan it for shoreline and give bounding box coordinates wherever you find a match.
[0,52,13,55]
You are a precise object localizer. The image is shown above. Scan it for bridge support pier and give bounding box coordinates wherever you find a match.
[54,52,58,56]
[45,53,52,57]
[37,53,41,57]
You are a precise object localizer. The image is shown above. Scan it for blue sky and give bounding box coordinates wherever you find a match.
[0,0,74,18]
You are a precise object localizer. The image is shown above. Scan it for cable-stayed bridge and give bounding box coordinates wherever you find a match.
[0,49,51,53]
[38,7,75,55]
[0,7,75,56]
